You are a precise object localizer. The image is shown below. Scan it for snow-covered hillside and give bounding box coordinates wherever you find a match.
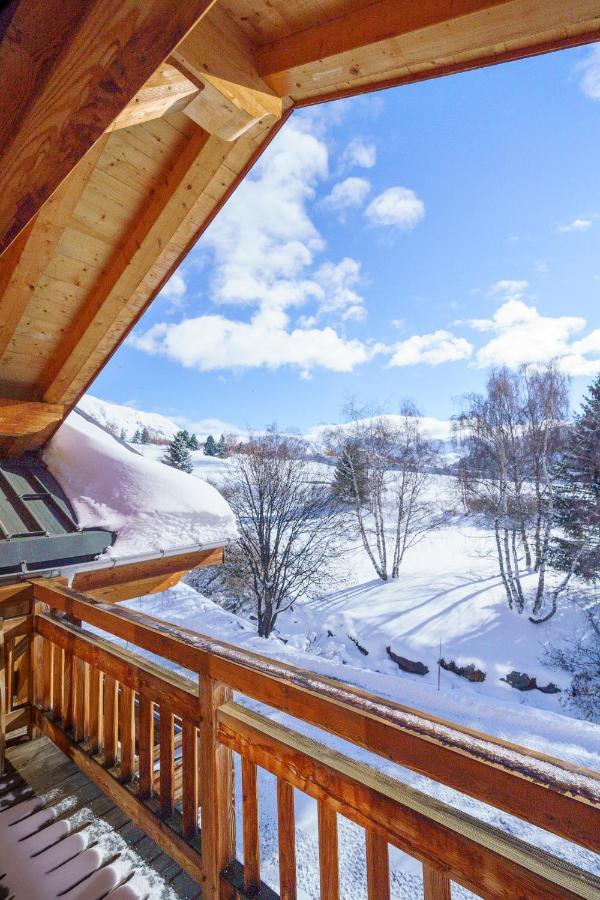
[78,394,179,444]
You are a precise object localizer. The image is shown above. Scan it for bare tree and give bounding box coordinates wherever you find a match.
[223,429,345,638]
[455,363,569,618]
[328,402,440,581]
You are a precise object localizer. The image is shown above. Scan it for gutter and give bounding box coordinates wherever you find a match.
[0,536,235,587]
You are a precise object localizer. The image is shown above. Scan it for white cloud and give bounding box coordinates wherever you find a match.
[158,270,187,307]
[557,217,592,233]
[489,279,528,300]
[365,187,425,230]
[313,258,365,321]
[340,138,377,169]
[578,44,600,101]
[128,305,373,374]
[322,177,371,214]
[388,330,473,367]
[470,298,599,374]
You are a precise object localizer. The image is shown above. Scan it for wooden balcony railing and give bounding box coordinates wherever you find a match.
[1,578,599,899]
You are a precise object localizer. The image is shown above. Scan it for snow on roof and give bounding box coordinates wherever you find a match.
[44,411,238,559]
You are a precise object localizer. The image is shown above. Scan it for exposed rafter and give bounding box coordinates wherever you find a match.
[0,0,217,256]
[106,64,200,134]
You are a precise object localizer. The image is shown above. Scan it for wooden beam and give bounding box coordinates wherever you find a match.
[70,546,224,601]
[105,64,199,133]
[258,0,600,101]
[257,0,508,78]
[34,126,212,406]
[30,580,600,855]
[173,5,283,141]
[0,0,218,255]
[219,702,600,900]
[0,399,64,437]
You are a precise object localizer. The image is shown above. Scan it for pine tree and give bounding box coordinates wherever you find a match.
[140,426,150,444]
[332,439,369,505]
[551,374,600,582]
[204,434,217,456]
[131,428,141,443]
[188,432,199,451]
[216,434,227,458]
[161,431,194,473]
[119,428,126,441]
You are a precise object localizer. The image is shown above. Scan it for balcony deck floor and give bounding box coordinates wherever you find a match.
[0,735,200,899]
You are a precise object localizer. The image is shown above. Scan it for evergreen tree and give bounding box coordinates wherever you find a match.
[216,434,227,458]
[140,425,150,444]
[119,428,126,441]
[204,434,218,456]
[551,374,600,583]
[131,428,142,444]
[332,439,369,505]
[161,431,194,473]
[188,432,199,450]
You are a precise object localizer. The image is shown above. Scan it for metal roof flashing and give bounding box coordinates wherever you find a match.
[0,454,114,578]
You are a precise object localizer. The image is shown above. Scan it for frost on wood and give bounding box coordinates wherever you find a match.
[43,410,238,557]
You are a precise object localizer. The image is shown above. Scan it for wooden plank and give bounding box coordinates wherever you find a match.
[41,636,53,711]
[34,708,203,882]
[0,399,63,437]
[138,694,154,800]
[35,613,199,724]
[0,0,218,255]
[88,665,102,754]
[71,546,224,601]
[37,126,211,405]
[31,580,600,855]
[103,675,119,768]
[423,864,451,900]
[160,704,175,818]
[277,778,296,900]
[317,801,339,900]
[199,676,235,896]
[63,647,73,732]
[257,0,507,77]
[241,756,260,894]
[219,703,599,900]
[52,644,64,719]
[276,0,600,103]
[182,719,199,838]
[73,657,86,742]
[365,830,389,900]
[119,684,135,782]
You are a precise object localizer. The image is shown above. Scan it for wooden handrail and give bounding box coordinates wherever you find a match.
[31,579,600,855]
[218,701,600,900]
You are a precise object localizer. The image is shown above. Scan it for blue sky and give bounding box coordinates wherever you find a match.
[92,43,600,436]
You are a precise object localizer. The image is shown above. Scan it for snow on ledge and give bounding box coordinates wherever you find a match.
[44,411,238,559]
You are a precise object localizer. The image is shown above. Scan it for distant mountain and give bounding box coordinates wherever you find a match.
[78,395,179,445]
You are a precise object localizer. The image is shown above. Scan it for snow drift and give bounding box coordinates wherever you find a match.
[44,411,238,558]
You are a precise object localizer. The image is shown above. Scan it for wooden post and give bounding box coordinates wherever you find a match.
[365,830,389,900]
[277,778,297,900]
[423,863,452,900]
[198,675,235,899]
[241,756,260,893]
[28,600,46,738]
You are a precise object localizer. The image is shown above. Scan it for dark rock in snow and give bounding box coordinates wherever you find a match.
[502,671,537,691]
[537,681,561,694]
[386,646,429,676]
[501,671,562,693]
[439,658,486,682]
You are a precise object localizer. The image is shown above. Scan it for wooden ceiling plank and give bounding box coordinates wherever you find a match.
[256,0,511,78]
[0,137,107,366]
[36,127,228,407]
[0,0,218,256]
